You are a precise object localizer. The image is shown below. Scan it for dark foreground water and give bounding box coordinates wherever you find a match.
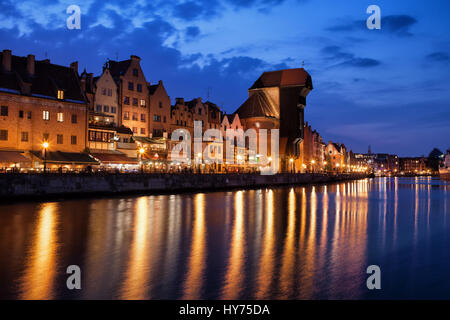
[0,177,449,300]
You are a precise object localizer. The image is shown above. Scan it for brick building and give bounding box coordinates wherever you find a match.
[0,49,95,170]
[108,55,149,137]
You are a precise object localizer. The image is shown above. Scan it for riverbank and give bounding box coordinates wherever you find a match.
[0,172,368,201]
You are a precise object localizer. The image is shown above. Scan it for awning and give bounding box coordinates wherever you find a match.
[134,136,166,145]
[29,151,99,165]
[0,151,31,163]
[90,153,139,165]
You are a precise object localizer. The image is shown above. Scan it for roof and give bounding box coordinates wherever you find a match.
[0,52,86,102]
[134,136,166,145]
[107,59,131,84]
[148,84,159,95]
[249,68,313,90]
[0,151,31,163]
[90,152,138,165]
[235,91,279,119]
[29,151,99,165]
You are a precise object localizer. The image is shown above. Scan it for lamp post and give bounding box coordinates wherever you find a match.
[289,158,294,173]
[42,141,49,173]
[197,152,202,173]
[139,147,145,174]
[311,160,316,173]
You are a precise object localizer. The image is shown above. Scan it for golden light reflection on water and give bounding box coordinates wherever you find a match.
[182,193,207,299]
[19,203,59,300]
[120,197,151,300]
[222,191,246,299]
[278,188,296,298]
[255,189,275,299]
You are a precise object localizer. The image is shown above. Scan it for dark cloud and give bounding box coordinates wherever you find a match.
[326,15,417,37]
[426,52,450,62]
[185,26,200,39]
[383,15,417,36]
[337,58,380,68]
[321,45,380,68]
[321,45,353,60]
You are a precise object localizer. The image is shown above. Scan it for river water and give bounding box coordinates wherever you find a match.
[0,177,449,299]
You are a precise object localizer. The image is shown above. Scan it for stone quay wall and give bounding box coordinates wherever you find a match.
[0,173,368,200]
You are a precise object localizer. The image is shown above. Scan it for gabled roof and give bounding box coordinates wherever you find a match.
[235,91,279,119]
[0,52,85,102]
[148,84,159,95]
[249,68,313,90]
[108,59,131,83]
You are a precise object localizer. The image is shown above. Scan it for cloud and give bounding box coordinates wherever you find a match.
[426,52,450,63]
[336,58,380,68]
[320,45,381,68]
[326,15,417,37]
[185,26,200,39]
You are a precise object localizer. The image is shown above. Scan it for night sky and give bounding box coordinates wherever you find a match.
[1,0,449,156]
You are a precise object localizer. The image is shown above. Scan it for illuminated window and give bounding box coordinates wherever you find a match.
[57,112,64,122]
[43,110,50,121]
[140,99,146,107]
[57,90,64,100]
[21,131,28,142]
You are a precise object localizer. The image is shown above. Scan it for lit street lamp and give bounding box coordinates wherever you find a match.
[289,158,294,173]
[139,147,145,173]
[42,141,49,173]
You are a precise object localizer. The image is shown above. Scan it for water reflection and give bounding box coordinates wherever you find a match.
[18,203,59,300]
[1,177,449,300]
[182,193,207,299]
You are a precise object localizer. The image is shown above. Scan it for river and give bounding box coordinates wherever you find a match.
[0,177,449,299]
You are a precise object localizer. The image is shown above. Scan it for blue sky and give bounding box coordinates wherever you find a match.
[0,0,449,156]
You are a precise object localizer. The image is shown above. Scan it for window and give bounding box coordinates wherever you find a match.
[102,88,107,95]
[128,82,134,90]
[163,116,166,123]
[184,121,186,126]
[137,84,142,92]
[153,115,161,122]
[0,130,7,140]
[124,96,130,105]
[140,128,146,135]
[96,105,102,112]
[19,110,24,118]
[123,112,130,120]
[176,120,179,125]
[133,68,138,77]
[111,106,117,114]
[43,110,50,121]
[27,111,32,119]
[57,112,64,122]
[71,114,77,124]
[57,134,63,144]
[140,114,146,122]
[43,133,49,141]
[71,135,77,145]
[107,88,112,96]
[132,127,137,134]
[159,102,163,109]
[198,108,202,115]
[132,113,138,121]
[21,131,28,142]
[140,99,146,107]
[104,105,109,113]
[132,98,138,106]
[57,90,64,100]
[1,106,8,116]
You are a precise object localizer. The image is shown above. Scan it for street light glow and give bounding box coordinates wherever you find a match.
[42,142,49,149]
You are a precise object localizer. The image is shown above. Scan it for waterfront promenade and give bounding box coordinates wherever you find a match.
[0,172,367,200]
